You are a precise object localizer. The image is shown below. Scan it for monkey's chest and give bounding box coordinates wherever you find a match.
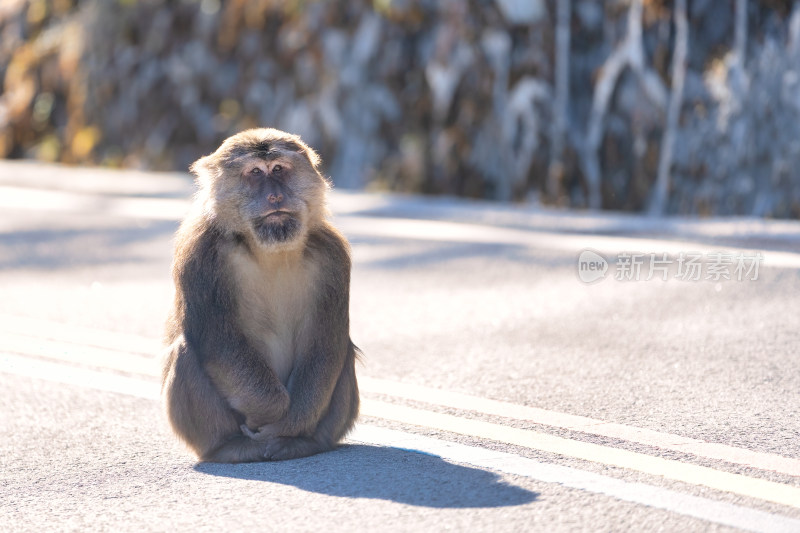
[230,252,317,384]
[239,288,315,384]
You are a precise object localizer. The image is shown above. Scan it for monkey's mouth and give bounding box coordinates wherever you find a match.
[252,212,300,244]
[262,209,292,218]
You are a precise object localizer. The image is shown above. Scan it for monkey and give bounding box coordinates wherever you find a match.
[161,128,359,463]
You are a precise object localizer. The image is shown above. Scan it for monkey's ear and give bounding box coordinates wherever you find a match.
[306,148,321,170]
[189,155,217,188]
[298,145,321,170]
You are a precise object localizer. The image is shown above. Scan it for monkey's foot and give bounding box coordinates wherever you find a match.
[263,436,331,461]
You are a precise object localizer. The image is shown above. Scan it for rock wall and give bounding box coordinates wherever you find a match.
[2,0,800,217]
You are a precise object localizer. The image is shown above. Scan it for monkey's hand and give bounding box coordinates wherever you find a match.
[240,422,284,441]
[240,424,261,439]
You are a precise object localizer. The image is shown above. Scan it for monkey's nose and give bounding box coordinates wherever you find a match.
[268,193,284,204]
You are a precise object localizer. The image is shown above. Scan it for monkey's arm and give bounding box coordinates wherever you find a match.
[176,228,289,428]
[201,337,290,428]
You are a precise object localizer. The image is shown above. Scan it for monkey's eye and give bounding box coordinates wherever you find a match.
[272,164,283,174]
[249,167,264,176]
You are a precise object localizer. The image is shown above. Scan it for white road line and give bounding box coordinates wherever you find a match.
[2,324,799,483]
[9,340,798,510]
[0,352,159,400]
[360,399,800,509]
[0,314,161,356]
[1,333,159,377]
[2,352,800,533]
[350,426,800,533]
[359,376,800,478]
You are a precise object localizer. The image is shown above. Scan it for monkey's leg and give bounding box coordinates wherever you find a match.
[264,350,359,461]
[163,341,270,463]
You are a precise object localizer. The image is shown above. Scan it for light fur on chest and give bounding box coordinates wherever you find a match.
[228,246,318,384]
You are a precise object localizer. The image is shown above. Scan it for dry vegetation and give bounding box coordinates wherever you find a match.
[2,0,799,217]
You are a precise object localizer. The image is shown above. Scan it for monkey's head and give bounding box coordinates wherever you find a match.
[191,128,328,251]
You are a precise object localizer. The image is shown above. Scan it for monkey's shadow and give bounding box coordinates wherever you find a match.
[194,443,538,508]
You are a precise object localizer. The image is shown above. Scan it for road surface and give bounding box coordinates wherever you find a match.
[1,160,799,532]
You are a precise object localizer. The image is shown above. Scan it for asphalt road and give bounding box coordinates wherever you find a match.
[1,160,799,532]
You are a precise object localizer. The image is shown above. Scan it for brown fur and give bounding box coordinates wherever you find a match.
[161,128,359,463]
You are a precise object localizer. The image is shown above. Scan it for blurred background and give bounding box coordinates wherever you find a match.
[1,0,800,217]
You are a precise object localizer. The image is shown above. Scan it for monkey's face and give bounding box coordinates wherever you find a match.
[192,129,329,251]
[237,152,321,247]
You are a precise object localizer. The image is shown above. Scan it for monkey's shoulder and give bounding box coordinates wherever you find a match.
[173,217,227,265]
[304,223,351,268]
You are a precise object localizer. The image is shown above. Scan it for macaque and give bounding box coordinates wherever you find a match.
[161,128,359,463]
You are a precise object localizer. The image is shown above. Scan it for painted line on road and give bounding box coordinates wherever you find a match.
[2,323,799,483]
[0,352,159,400]
[2,349,799,509]
[0,314,161,356]
[359,376,800,478]
[1,333,159,377]
[360,399,800,510]
[349,425,800,533]
[2,352,799,533]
